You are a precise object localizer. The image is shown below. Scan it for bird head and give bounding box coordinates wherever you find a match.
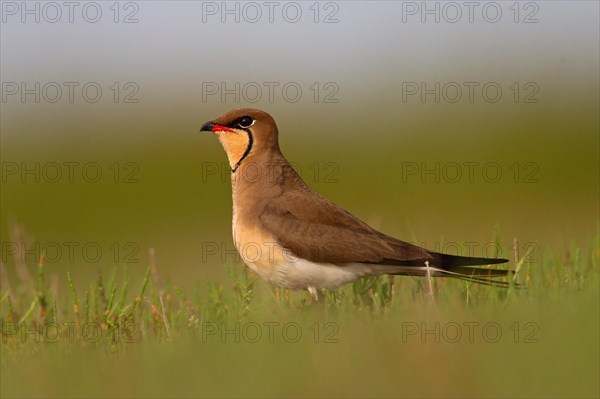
[200,108,280,172]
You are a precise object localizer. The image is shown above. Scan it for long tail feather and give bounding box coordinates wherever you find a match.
[437,253,509,267]
[386,263,521,288]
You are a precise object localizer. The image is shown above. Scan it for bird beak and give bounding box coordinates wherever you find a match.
[200,121,234,133]
[200,121,214,132]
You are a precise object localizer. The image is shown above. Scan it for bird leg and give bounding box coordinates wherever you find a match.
[307,286,319,302]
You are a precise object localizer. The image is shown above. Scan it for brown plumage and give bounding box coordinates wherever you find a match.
[200,108,514,297]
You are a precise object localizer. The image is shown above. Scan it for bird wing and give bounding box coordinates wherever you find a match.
[258,179,513,286]
[258,186,433,265]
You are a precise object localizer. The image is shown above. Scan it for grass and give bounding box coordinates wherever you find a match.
[0,234,599,398]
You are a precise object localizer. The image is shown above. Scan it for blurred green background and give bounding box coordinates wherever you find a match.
[1,1,599,397]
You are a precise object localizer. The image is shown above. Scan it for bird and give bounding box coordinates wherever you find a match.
[200,108,514,300]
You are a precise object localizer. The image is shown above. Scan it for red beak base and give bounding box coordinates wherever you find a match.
[200,121,234,133]
[211,125,234,133]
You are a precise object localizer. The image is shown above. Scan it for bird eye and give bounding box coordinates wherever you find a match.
[237,116,254,128]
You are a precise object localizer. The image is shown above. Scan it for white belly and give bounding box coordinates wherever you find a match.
[272,257,375,289]
[242,248,374,290]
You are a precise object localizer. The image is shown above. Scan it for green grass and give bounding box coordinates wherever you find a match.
[0,234,598,398]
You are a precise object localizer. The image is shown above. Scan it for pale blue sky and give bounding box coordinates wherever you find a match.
[1,1,598,138]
